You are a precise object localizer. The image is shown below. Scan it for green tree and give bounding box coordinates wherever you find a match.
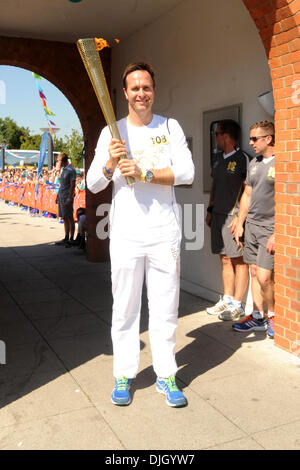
[53,137,67,153]
[63,129,84,168]
[0,117,30,148]
[20,133,42,150]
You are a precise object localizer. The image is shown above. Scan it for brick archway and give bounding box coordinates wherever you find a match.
[242,0,300,352]
[0,36,111,262]
[0,0,299,353]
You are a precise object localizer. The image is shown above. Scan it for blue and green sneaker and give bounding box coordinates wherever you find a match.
[111,376,132,405]
[156,376,187,407]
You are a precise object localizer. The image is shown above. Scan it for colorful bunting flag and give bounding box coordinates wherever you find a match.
[32,72,58,139]
[38,90,47,100]
[32,73,43,80]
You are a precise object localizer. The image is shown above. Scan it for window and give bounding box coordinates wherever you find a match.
[202,104,242,193]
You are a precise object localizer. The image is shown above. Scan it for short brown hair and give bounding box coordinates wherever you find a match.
[122,62,155,89]
[250,120,275,145]
[57,152,68,163]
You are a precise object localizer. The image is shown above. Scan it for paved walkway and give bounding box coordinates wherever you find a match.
[0,200,300,450]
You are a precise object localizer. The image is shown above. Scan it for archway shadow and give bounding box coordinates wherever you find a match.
[0,234,265,414]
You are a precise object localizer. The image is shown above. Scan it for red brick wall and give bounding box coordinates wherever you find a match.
[0,36,111,262]
[243,0,300,353]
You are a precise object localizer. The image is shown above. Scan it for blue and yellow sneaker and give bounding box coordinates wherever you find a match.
[156,376,187,407]
[111,376,132,405]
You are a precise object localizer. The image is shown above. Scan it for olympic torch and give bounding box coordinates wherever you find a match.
[77,37,135,185]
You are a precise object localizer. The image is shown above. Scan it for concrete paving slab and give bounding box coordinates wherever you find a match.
[95,386,246,450]
[0,283,7,295]
[207,436,264,450]
[27,255,80,271]
[253,420,300,450]
[9,288,70,305]
[20,298,91,321]
[76,293,113,313]
[0,339,66,381]
[49,273,111,292]
[47,330,113,371]
[12,245,62,258]
[192,369,300,435]
[70,349,157,406]
[0,292,19,308]
[0,248,20,260]
[2,315,44,346]
[2,278,57,293]
[181,311,268,353]
[175,331,263,386]
[0,407,124,450]
[1,201,300,450]
[32,312,107,340]
[0,266,44,281]
[0,371,92,427]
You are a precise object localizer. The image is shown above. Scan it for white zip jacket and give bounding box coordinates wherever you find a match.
[87,114,194,240]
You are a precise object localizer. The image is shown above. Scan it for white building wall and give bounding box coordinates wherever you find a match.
[111,0,272,304]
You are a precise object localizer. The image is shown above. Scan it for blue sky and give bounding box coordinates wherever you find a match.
[0,65,82,141]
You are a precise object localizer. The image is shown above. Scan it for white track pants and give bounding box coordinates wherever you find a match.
[110,232,181,379]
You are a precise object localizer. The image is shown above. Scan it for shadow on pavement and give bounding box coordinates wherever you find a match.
[0,241,266,412]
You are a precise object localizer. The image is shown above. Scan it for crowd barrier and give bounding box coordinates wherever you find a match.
[0,180,86,221]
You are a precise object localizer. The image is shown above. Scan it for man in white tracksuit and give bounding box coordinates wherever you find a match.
[87,62,194,407]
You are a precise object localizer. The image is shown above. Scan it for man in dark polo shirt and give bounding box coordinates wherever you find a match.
[232,121,275,338]
[55,152,77,246]
[206,120,250,321]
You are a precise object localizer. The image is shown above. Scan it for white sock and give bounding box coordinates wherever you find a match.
[223,295,233,304]
[232,299,242,308]
[268,311,275,318]
[252,310,265,320]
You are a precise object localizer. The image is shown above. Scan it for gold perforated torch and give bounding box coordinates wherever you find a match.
[77,37,134,185]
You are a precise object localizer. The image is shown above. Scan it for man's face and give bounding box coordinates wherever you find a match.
[56,158,66,170]
[215,125,225,150]
[249,127,272,154]
[123,70,155,114]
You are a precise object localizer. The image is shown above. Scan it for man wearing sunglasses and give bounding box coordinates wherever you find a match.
[231,121,275,338]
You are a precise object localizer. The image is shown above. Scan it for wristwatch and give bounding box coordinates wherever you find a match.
[145,170,154,183]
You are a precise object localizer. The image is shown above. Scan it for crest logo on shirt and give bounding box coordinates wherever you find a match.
[227,161,236,173]
[267,167,275,180]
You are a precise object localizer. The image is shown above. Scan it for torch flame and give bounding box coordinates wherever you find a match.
[94,37,120,51]
[95,37,110,51]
